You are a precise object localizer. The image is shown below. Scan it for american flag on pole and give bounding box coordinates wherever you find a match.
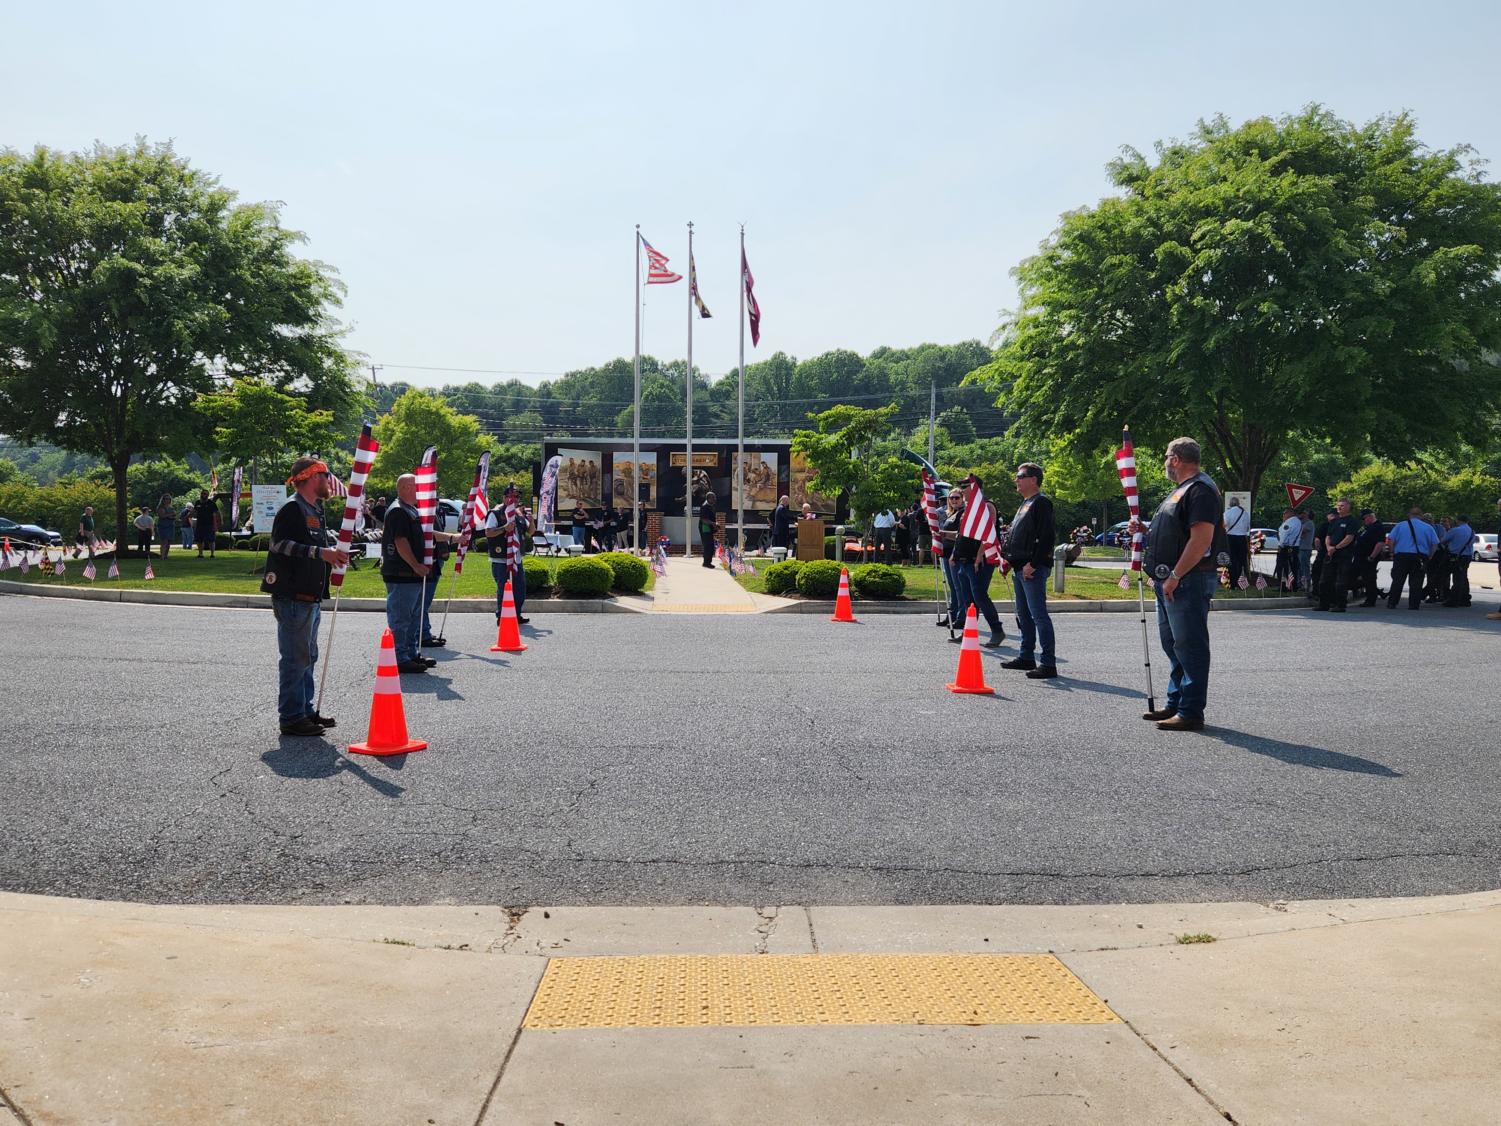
[452,451,490,576]
[107,559,119,579]
[83,561,96,581]
[1115,426,1144,573]
[329,473,350,498]
[920,470,944,557]
[143,563,155,581]
[231,466,244,527]
[742,248,761,346]
[329,424,379,590]
[415,446,438,566]
[641,235,682,284]
[959,475,1004,568]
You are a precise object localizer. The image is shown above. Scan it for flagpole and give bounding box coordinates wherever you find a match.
[736,225,745,554]
[1137,573,1156,712]
[685,221,694,560]
[315,589,340,717]
[633,224,642,552]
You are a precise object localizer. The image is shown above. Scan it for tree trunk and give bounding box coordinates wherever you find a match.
[111,457,130,555]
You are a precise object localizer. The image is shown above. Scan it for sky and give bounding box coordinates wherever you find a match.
[6,0,1500,390]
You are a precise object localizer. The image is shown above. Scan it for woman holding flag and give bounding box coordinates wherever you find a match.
[948,474,1006,648]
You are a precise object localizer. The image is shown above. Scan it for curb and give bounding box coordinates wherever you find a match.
[765,595,1309,614]
[0,579,641,614]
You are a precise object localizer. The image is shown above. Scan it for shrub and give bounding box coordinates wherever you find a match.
[213,533,237,551]
[595,550,649,593]
[0,478,116,539]
[763,559,804,595]
[823,535,837,560]
[522,556,555,597]
[851,562,905,599]
[245,534,272,552]
[555,556,612,597]
[796,558,844,598]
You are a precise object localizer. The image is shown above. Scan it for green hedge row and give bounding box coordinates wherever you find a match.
[762,559,907,600]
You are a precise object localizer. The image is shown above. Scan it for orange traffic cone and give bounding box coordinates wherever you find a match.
[349,628,429,756]
[830,566,858,622]
[490,579,528,653]
[947,605,995,695]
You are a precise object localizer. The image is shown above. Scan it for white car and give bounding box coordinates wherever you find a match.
[1475,534,1499,563]
[1249,527,1280,552]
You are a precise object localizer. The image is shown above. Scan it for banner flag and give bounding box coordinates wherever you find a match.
[330,424,379,589]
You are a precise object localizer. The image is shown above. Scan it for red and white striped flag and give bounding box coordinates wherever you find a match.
[959,475,1003,568]
[55,557,66,577]
[330,424,379,590]
[144,563,155,581]
[329,473,350,498]
[641,235,682,284]
[83,561,96,581]
[1114,427,1144,573]
[920,470,944,557]
[108,559,119,579]
[453,451,490,576]
[415,446,438,566]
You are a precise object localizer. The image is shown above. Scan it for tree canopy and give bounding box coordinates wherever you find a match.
[0,140,357,537]
[973,107,1501,503]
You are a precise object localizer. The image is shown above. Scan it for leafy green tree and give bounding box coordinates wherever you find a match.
[125,458,204,508]
[936,406,976,445]
[790,404,900,521]
[368,389,487,499]
[1334,461,1500,522]
[976,107,1501,502]
[198,377,345,480]
[0,141,354,541]
[502,410,546,441]
[0,458,32,485]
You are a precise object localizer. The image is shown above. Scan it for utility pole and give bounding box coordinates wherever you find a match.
[927,380,936,465]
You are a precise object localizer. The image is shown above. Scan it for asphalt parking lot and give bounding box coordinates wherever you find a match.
[3,593,1498,907]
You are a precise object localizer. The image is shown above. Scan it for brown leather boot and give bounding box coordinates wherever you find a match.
[1142,708,1175,721]
[1157,715,1205,732]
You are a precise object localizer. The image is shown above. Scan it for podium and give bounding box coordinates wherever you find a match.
[796,519,826,562]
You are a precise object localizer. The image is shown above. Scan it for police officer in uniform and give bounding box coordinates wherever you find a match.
[262,457,349,737]
[1352,509,1385,606]
[1133,437,1228,732]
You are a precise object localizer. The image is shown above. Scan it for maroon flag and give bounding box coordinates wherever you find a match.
[742,248,761,346]
[641,235,682,284]
[1114,427,1143,573]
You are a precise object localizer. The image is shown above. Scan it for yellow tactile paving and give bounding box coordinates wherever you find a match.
[522,953,1119,1029]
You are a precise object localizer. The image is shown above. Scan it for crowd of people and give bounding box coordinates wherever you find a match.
[72,490,225,561]
[1270,503,1479,611]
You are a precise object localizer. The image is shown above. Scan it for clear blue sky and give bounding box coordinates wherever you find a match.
[7,0,1499,388]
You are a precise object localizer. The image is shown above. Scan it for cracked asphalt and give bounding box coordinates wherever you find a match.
[3,595,1498,906]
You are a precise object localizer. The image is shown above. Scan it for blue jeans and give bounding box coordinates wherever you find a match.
[1012,566,1055,665]
[272,597,320,723]
[384,581,424,663]
[941,557,962,622]
[492,558,527,616]
[181,524,194,547]
[422,560,444,640]
[952,560,1001,634]
[1154,570,1214,722]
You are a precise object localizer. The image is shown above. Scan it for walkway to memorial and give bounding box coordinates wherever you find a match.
[646,555,770,613]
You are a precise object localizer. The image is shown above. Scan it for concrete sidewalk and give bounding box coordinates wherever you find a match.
[3,891,1498,1124]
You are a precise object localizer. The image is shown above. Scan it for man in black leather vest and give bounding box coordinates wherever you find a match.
[1134,437,1223,732]
[261,457,349,737]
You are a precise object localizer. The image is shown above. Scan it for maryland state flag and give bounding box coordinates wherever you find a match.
[742,247,761,346]
[690,252,712,319]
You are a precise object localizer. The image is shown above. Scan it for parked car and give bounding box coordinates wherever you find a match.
[1475,534,1499,563]
[0,516,61,549]
[1249,527,1280,552]
[1094,520,1132,546]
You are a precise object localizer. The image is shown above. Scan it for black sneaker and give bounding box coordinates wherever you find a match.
[982,630,1005,648]
[935,617,949,627]
[1026,666,1059,679]
[516,616,530,625]
[396,659,430,674]
[419,656,438,667]
[279,716,324,737]
[1000,657,1036,670]
[421,637,446,647]
[311,712,337,729]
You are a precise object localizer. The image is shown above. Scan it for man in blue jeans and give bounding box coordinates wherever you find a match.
[484,483,531,624]
[381,474,436,674]
[1000,462,1058,678]
[1133,437,1224,732]
[261,457,349,736]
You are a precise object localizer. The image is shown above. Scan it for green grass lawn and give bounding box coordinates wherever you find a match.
[1,550,652,597]
[733,559,1286,602]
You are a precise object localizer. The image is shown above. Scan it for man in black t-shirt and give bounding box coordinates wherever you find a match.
[699,492,718,568]
[1317,499,1360,612]
[1352,509,1386,606]
[1135,437,1222,733]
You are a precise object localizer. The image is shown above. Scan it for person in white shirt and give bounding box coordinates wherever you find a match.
[1275,508,1302,590]
[1223,497,1251,588]
[871,509,897,565]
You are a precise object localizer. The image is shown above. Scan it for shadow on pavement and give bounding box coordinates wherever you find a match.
[1207,728,1403,777]
[261,741,406,797]
[400,673,463,701]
